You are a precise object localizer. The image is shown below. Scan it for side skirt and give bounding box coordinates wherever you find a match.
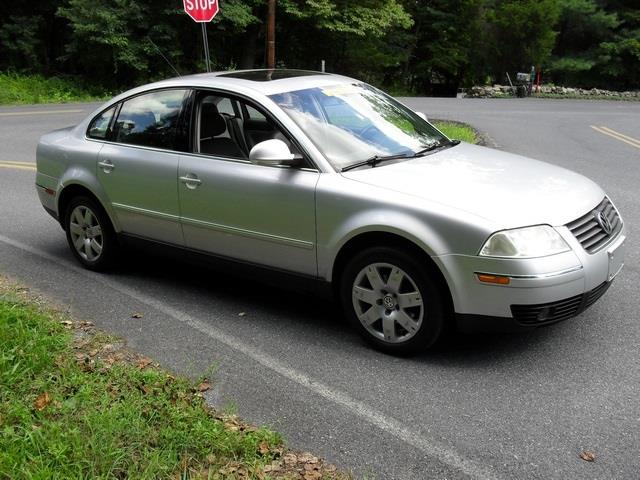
[118,233,333,299]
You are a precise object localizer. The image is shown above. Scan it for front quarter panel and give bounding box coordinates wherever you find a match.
[316,174,496,281]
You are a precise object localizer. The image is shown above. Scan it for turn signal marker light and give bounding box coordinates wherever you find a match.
[477,274,510,285]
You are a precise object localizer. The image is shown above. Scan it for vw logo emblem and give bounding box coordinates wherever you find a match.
[383,295,396,309]
[594,210,613,235]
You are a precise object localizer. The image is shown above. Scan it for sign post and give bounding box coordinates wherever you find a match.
[183,0,220,72]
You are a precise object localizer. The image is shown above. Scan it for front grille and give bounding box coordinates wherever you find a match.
[511,281,611,326]
[566,197,622,254]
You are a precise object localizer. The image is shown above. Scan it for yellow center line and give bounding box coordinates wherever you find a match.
[591,125,640,149]
[0,109,85,117]
[599,126,640,146]
[0,160,36,166]
[0,163,36,171]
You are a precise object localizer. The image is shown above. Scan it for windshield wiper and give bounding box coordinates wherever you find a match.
[341,152,412,172]
[412,139,460,157]
[340,139,461,172]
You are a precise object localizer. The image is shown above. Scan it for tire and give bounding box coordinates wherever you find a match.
[340,246,445,355]
[64,196,119,271]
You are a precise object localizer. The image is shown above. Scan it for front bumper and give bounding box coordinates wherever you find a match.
[435,225,626,332]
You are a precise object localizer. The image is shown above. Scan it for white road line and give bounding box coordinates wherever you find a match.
[0,233,497,480]
[0,109,85,117]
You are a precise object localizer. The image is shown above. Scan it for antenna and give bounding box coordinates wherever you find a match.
[147,36,182,77]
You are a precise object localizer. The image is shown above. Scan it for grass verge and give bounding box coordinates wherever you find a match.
[0,73,110,105]
[432,120,479,144]
[532,92,640,101]
[0,277,346,479]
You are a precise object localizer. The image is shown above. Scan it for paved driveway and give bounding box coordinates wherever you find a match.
[0,98,638,479]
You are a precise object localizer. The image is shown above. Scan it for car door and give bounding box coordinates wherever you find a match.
[178,92,319,276]
[97,88,189,245]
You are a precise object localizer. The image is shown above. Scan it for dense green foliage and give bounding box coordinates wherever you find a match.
[0,292,282,478]
[0,73,110,104]
[0,0,637,94]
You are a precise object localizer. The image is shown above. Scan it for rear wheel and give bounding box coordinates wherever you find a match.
[340,246,445,355]
[64,196,118,271]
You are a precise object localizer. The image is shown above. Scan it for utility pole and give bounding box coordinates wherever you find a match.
[266,0,276,69]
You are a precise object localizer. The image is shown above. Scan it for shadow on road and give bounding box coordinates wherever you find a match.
[77,245,573,366]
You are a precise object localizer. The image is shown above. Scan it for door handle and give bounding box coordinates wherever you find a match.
[98,159,115,173]
[180,174,202,189]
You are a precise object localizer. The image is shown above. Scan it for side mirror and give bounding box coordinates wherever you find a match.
[249,139,298,167]
[415,111,428,121]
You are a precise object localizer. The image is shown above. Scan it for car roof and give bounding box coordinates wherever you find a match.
[144,69,358,96]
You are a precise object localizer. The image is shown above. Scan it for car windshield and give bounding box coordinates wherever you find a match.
[269,83,449,170]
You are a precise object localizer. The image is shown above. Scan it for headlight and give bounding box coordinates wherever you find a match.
[479,225,570,258]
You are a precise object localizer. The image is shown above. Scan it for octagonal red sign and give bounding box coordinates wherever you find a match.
[183,0,219,23]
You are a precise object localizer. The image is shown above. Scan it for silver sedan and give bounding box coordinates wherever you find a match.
[36,70,626,354]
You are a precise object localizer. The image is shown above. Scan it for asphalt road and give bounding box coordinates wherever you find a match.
[1,98,639,479]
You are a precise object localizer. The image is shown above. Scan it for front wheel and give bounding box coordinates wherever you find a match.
[340,247,445,355]
[64,196,119,271]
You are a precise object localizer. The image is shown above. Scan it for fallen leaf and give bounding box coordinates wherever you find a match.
[137,358,152,369]
[75,352,87,362]
[131,313,143,319]
[88,349,99,357]
[60,320,73,326]
[580,451,596,462]
[299,453,319,464]
[34,392,51,411]
[283,453,297,465]
[140,385,151,395]
[303,472,322,480]
[198,382,211,392]
[258,441,270,455]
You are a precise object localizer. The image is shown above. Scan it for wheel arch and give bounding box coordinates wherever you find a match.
[330,231,454,317]
[57,182,119,233]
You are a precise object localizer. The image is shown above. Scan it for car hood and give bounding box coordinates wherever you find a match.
[341,142,604,229]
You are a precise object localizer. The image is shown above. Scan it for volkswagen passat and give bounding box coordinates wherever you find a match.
[36,70,626,354]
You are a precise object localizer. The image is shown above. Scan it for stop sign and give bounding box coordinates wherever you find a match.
[183,0,219,23]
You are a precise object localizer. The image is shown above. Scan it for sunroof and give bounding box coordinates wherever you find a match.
[218,69,327,82]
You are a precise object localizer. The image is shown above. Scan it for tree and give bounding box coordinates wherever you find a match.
[399,0,483,95]
[479,0,561,83]
[548,0,619,87]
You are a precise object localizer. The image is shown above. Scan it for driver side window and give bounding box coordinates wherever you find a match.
[196,93,301,161]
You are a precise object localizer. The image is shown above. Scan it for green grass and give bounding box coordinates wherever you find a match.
[0,291,283,479]
[432,120,478,144]
[0,72,110,105]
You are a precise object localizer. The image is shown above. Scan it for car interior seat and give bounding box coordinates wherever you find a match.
[200,103,245,158]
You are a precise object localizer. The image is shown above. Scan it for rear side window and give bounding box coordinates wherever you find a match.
[114,89,188,150]
[87,106,116,140]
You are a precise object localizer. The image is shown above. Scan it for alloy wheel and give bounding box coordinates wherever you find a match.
[68,205,103,262]
[351,262,424,343]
